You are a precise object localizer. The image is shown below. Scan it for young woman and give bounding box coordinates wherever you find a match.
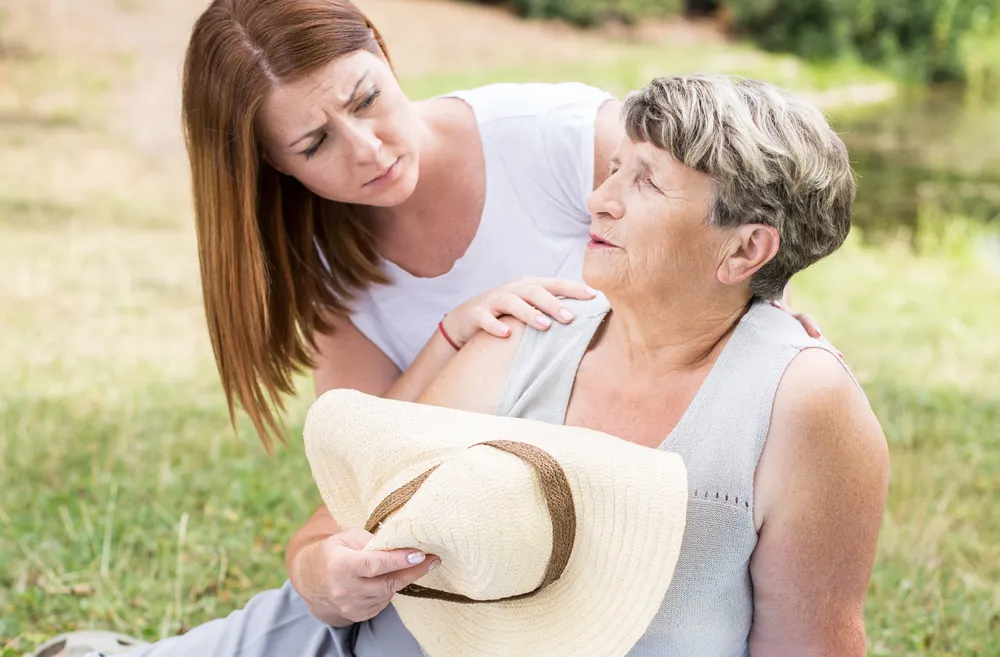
[36,1,823,654]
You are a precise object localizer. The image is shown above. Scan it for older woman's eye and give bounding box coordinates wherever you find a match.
[640,174,660,190]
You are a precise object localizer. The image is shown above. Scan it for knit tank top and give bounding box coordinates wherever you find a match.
[494,295,847,657]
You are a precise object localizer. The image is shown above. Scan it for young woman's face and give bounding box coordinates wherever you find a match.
[259,49,421,207]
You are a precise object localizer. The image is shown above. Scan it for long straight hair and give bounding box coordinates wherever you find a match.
[182,0,392,450]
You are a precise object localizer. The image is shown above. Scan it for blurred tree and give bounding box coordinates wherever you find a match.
[727,0,1000,85]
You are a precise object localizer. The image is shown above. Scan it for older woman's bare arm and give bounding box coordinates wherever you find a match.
[749,349,889,656]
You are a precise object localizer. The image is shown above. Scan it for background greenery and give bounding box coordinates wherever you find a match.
[466,0,1000,86]
[1,1,998,656]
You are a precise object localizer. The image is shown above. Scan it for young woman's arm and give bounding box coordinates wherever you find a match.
[749,349,889,656]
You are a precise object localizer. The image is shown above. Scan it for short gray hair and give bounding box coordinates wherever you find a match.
[622,74,855,299]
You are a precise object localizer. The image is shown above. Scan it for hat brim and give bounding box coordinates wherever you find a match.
[304,389,688,657]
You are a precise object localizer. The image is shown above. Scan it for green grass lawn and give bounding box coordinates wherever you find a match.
[2,11,999,657]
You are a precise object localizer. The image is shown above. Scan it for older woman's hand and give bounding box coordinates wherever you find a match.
[291,526,439,627]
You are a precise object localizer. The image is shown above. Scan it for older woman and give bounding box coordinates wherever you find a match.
[409,74,888,656]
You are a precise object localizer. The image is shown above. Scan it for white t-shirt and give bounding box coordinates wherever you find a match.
[349,82,614,371]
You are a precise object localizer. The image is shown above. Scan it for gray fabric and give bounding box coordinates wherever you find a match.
[118,295,849,657]
[113,580,420,657]
[496,295,852,657]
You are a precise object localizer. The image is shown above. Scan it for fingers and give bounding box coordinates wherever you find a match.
[473,306,513,338]
[770,300,821,337]
[491,292,558,330]
[525,277,598,301]
[795,312,822,339]
[516,285,582,326]
[770,300,844,359]
[492,278,598,328]
[344,552,438,620]
[337,527,376,551]
[351,544,430,579]
[372,556,441,600]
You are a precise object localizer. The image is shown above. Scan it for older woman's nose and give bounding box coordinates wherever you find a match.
[587,182,625,220]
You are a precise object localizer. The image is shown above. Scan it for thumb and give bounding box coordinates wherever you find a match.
[336,527,376,551]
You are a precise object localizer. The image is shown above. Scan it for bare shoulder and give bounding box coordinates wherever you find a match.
[417,317,527,414]
[755,347,889,526]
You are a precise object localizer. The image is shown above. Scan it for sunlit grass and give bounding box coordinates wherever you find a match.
[404,40,894,104]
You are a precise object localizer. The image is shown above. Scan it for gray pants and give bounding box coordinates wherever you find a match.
[119,581,423,657]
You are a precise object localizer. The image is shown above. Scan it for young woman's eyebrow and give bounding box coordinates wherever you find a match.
[287,73,369,147]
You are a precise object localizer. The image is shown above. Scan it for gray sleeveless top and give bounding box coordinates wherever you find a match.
[496,295,843,657]
[348,296,843,657]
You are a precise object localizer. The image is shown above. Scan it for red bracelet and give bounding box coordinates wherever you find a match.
[438,319,461,351]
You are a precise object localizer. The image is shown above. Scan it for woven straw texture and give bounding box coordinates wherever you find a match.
[303,389,688,657]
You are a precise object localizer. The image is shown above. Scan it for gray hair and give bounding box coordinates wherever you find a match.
[622,74,855,299]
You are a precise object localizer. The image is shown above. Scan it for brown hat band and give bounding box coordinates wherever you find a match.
[364,440,577,604]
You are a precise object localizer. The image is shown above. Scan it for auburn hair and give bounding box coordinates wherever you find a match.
[181,0,391,450]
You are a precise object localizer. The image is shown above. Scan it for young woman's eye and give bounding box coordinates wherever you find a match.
[357,87,381,111]
[302,133,327,160]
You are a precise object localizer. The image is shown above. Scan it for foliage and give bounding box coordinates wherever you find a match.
[466,0,684,26]
[727,0,1000,86]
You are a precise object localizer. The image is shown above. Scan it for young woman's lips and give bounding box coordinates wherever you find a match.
[364,157,401,187]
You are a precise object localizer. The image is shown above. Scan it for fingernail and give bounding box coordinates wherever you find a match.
[407,551,426,565]
[837,351,844,359]
[429,559,441,571]
[814,327,822,336]
[585,286,598,296]
[770,299,781,308]
[499,325,510,336]
[559,309,574,322]
[536,315,552,328]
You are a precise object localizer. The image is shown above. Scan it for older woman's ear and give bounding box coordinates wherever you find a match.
[717,224,780,287]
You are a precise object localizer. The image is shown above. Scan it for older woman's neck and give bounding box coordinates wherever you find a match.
[603,293,752,375]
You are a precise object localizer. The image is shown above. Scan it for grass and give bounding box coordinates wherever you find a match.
[1,6,999,657]
[403,40,894,105]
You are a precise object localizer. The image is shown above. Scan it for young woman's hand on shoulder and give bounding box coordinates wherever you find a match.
[440,277,597,348]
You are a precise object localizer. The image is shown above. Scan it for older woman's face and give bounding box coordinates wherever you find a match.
[584,137,725,298]
[259,50,421,207]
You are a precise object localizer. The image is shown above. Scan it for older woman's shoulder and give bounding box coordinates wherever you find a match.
[755,347,888,523]
[770,347,878,439]
[562,294,612,322]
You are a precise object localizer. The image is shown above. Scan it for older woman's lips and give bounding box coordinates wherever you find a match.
[588,233,619,249]
[364,157,401,187]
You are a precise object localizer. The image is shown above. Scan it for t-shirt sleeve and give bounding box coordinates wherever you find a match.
[539,82,615,221]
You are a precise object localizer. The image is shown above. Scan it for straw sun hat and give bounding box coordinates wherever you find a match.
[303,389,688,657]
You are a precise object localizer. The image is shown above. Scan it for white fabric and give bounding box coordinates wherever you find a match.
[349,82,613,371]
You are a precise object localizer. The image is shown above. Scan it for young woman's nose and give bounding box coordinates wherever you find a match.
[340,119,382,165]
